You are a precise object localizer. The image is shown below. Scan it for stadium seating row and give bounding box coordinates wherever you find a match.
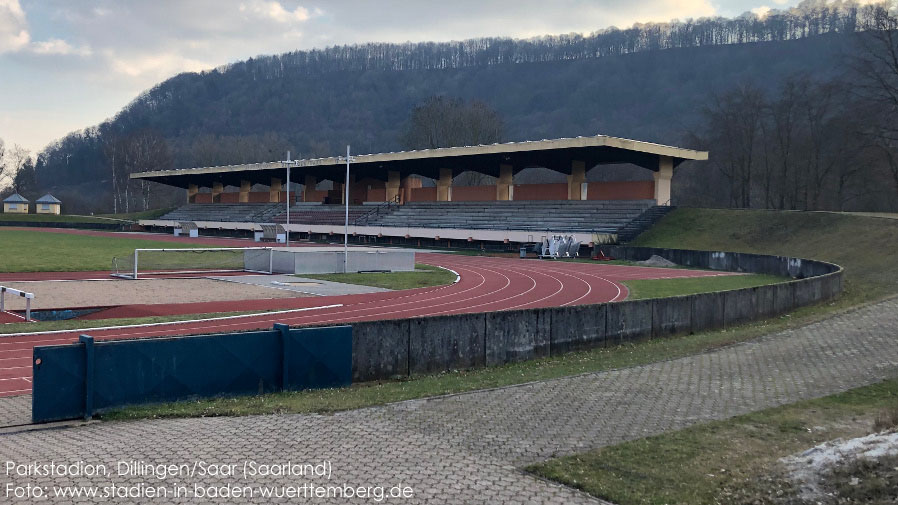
[158,200,657,234]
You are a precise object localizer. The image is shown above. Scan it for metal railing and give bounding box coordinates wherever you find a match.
[352,194,401,226]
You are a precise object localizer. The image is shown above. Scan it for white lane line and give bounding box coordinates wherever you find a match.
[0,365,29,371]
[94,266,491,340]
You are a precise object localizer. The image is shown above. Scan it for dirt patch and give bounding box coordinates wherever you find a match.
[1,277,307,310]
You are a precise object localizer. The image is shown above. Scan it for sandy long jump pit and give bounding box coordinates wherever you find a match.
[1,277,308,312]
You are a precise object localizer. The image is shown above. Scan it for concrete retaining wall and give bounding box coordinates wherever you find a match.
[342,245,842,382]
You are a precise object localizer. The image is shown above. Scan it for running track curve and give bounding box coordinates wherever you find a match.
[0,230,731,397]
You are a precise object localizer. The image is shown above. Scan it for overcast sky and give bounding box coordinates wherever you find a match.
[1,0,800,155]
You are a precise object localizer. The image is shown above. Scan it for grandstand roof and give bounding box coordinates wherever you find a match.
[130,134,708,189]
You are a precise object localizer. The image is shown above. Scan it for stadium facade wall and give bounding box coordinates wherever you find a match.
[349,246,842,382]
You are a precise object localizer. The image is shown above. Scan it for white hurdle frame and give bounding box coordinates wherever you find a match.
[115,247,276,280]
[0,285,34,322]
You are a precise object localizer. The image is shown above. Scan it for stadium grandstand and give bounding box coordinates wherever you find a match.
[133,135,707,247]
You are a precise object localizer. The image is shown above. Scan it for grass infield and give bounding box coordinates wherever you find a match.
[298,264,456,290]
[0,229,216,272]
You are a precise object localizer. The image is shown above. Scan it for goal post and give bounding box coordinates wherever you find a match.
[111,247,275,279]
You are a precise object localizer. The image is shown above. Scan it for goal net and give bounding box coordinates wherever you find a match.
[111,247,274,279]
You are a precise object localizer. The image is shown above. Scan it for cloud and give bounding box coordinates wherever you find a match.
[107,51,214,79]
[31,38,91,56]
[751,5,772,17]
[239,1,311,23]
[0,0,29,53]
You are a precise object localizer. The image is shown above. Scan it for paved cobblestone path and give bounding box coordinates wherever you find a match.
[1,299,897,504]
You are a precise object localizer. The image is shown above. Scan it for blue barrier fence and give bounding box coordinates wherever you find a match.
[31,324,352,423]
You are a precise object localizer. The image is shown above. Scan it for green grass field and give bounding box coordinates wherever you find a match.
[299,264,456,290]
[0,208,172,223]
[0,229,214,272]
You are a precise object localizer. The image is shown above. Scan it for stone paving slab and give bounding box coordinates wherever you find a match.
[0,395,31,427]
[0,299,896,503]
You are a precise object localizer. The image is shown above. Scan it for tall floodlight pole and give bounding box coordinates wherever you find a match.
[286,151,291,247]
[344,145,350,273]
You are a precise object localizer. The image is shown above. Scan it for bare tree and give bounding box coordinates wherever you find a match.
[399,96,504,186]
[854,7,898,199]
[0,138,7,189]
[701,84,766,207]
[105,129,172,213]
[4,144,31,194]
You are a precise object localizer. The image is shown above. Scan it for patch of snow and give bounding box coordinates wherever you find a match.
[781,430,898,501]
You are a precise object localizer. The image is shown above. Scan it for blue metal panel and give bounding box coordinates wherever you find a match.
[32,325,353,423]
[32,344,86,423]
[286,326,352,390]
[91,330,282,411]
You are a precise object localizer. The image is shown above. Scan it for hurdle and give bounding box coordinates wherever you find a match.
[0,285,34,322]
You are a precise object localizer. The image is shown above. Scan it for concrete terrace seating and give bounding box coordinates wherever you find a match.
[157,200,658,235]
[160,203,283,223]
[367,200,656,233]
[271,205,372,225]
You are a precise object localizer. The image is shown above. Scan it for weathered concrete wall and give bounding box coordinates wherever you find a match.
[606,299,653,343]
[409,313,486,375]
[485,309,550,366]
[652,296,692,338]
[340,246,842,382]
[352,320,409,382]
[548,305,607,353]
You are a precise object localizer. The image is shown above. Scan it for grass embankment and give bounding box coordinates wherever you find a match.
[104,209,898,420]
[529,378,898,505]
[623,274,784,300]
[299,264,455,290]
[632,208,898,305]
[0,229,214,272]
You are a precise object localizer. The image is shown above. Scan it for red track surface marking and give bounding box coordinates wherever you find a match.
[0,249,736,397]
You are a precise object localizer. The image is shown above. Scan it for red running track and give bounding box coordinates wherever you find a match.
[0,252,733,397]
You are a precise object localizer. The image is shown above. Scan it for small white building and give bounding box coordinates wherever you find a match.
[2,193,29,214]
[35,194,62,215]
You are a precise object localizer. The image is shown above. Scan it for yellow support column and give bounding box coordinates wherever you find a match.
[437,168,452,202]
[187,184,198,203]
[341,175,355,205]
[386,171,401,202]
[270,178,282,203]
[211,182,223,203]
[496,164,513,201]
[303,175,317,203]
[239,180,250,203]
[568,160,586,200]
[654,156,673,205]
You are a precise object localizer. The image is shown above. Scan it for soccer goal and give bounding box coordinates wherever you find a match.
[111,247,275,279]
